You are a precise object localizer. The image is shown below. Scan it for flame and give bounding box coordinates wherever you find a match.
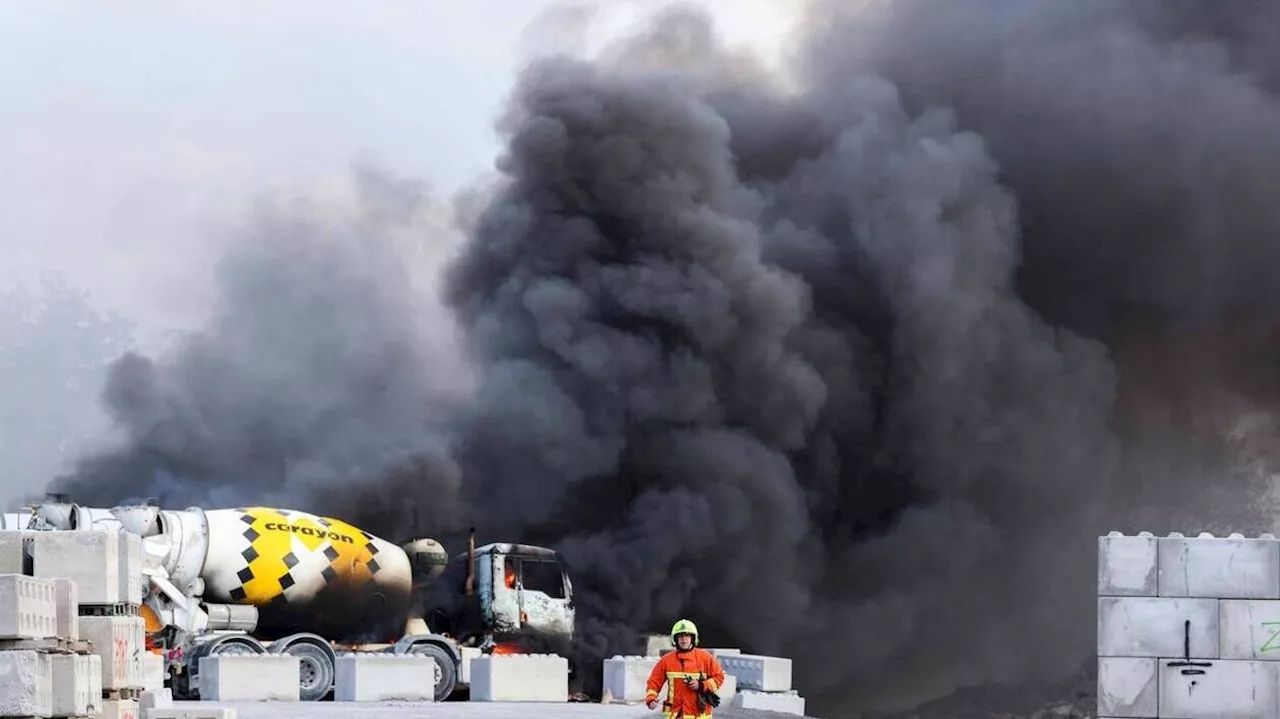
[504,564,516,589]
[491,643,523,655]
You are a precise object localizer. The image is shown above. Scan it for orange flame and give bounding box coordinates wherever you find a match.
[490,643,522,655]
[504,564,516,588]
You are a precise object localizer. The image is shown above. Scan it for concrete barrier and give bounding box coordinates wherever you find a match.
[471,654,569,702]
[79,615,146,689]
[730,689,806,715]
[602,655,660,703]
[334,653,437,701]
[0,573,58,640]
[0,649,53,717]
[1096,656,1157,718]
[719,654,792,693]
[142,650,166,691]
[197,654,300,701]
[0,531,26,574]
[119,531,144,605]
[147,708,237,719]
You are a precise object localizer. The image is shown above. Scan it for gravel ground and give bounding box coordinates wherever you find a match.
[168,701,818,719]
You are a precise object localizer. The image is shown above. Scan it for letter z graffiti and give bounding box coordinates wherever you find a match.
[1260,622,1280,653]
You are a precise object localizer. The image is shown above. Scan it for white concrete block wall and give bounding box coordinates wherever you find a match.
[334,653,437,701]
[1097,596,1219,658]
[1159,659,1279,718]
[1099,532,1159,596]
[731,690,806,715]
[471,654,569,702]
[142,650,166,691]
[86,653,103,716]
[1159,533,1280,599]
[1097,657,1158,718]
[79,615,146,690]
[602,655,660,702]
[0,574,58,640]
[719,654,792,692]
[459,646,481,685]
[0,649,52,718]
[198,654,300,701]
[30,529,123,604]
[50,652,96,718]
[53,578,78,641]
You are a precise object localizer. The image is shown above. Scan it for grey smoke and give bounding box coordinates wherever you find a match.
[52,1,1280,716]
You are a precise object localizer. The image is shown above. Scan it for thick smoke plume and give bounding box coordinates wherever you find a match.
[53,1,1280,715]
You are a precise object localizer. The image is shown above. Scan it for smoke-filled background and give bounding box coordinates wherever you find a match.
[10,0,1280,715]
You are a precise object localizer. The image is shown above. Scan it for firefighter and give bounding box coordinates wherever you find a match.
[645,619,727,718]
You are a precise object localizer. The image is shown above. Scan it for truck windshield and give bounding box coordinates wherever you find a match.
[508,557,565,599]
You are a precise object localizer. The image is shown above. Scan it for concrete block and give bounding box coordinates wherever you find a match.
[1100,532,1159,596]
[142,650,166,691]
[146,709,236,719]
[139,687,172,711]
[459,646,481,685]
[197,654,300,701]
[715,673,737,703]
[1096,657,1158,718]
[0,573,58,639]
[50,652,97,718]
[119,531,144,605]
[79,615,145,689]
[30,530,122,604]
[1097,597,1219,658]
[471,654,569,702]
[1159,533,1280,599]
[1219,599,1280,660]
[0,649,52,717]
[85,653,102,716]
[0,531,27,574]
[99,698,139,719]
[719,654,792,692]
[730,689,806,715]
[1159,658,1279,718]
[334,653,437,701]
[54,578,77,641]
[602,655,660,702]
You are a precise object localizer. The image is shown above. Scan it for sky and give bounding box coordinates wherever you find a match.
[0,0,798,505]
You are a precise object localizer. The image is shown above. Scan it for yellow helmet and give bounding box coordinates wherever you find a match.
[670,618,699,646]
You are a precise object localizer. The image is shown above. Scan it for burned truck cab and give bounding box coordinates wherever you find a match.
[421,540,575,647]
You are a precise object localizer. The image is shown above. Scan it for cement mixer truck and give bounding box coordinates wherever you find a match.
[2,498,576,702]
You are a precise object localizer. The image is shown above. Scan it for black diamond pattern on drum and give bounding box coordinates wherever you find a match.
[279,573,296,590]
[323,545,340,562]
[244,527,260,542]
[237,567,254,584]
[367,558,381,575]
[363,541,380,556]
[242,546,259,563]
[270,594,288,607]
[230,587,247,601]
[321,566,337,583]
[283,551,298,569]
[240,513,255,525]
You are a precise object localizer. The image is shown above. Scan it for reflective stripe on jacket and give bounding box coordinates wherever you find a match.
[645,648,726,719]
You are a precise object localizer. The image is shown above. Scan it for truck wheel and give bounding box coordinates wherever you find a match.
[283,642,336,702]
[406,643,457,701]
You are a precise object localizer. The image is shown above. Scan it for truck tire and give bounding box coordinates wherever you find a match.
[282,641,336,702]
[405,643,457,701]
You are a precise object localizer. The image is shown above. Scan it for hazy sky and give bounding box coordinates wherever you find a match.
[0,0,797,505]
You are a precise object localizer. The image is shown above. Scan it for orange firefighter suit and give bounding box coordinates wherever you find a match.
[645,647,727,719]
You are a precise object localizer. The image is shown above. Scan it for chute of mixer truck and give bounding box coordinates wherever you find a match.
[2,498,576,701]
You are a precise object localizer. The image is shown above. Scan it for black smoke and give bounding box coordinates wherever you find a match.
[52,1,1280,715]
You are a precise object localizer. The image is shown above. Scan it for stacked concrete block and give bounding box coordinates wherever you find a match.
[29,530,122,604]
[0,531,27,574]
[471,654,569,702]
[197,654,300,701]
[602,655,660,703]
[99,699,138,719]
[79,614,146,690]
[1097,530,1280,718]
[334,653,437,701]
[141,650,166,691]
[0,574,58,640]
[720,654,792,692]
[50,652,102,717]
[119,532,144,605]
[53,578,78,642]
[458,645,481,684]
[0,649,53,717]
